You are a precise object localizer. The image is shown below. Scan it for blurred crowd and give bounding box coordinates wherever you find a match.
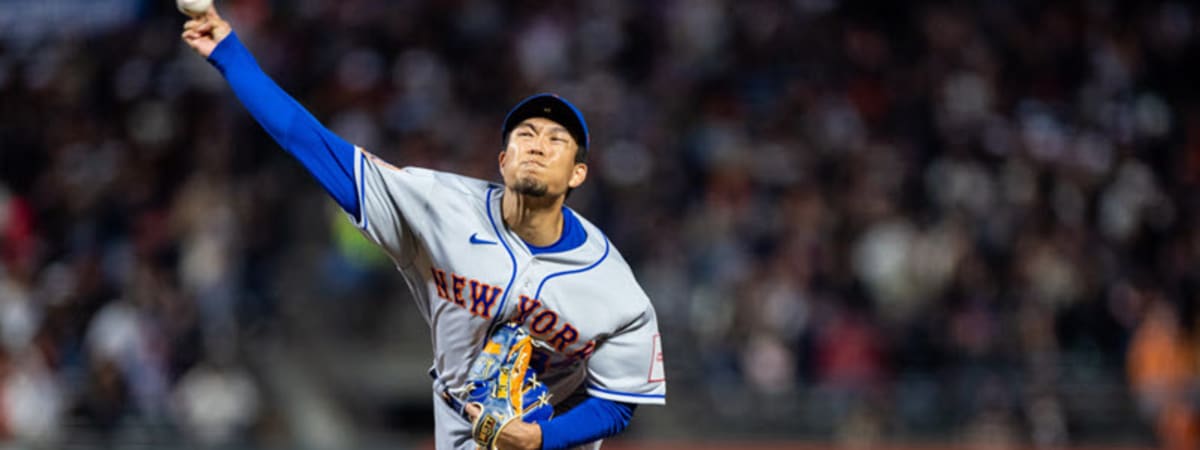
[2,0,1200,448]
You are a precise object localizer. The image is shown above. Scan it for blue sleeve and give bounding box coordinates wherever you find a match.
[539,398,635,450]
[207,32,360,219]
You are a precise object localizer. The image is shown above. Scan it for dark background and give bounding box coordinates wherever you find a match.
[1,0,1198,448]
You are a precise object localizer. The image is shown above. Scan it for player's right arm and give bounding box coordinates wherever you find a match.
[181,7,362,221]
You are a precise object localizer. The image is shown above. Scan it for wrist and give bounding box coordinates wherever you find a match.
[523,422,543,450]
[499,420,542,450]
[205,31,245,72]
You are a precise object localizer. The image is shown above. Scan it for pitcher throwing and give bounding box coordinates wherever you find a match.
[182,5,666,450]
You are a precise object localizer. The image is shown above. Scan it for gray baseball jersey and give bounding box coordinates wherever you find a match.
[349,148,667,449]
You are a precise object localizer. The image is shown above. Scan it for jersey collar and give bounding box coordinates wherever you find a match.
[525,206,587,255]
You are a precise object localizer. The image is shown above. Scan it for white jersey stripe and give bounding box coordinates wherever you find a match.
[586,385,666,405]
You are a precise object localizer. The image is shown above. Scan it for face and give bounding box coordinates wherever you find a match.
[499,117,587,198]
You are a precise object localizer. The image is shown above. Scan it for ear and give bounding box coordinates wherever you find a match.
[498,150,508,169]
[568,162,588,189]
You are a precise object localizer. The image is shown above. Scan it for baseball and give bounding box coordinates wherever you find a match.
[176,0,211,16]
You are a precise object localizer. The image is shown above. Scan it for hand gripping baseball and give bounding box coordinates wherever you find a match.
[465,323,553,449]
[180,5,232,58]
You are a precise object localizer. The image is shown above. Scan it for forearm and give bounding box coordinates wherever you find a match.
[538,398,636,450]
[207,32,360,217]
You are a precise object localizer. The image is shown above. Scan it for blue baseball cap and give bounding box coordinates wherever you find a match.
[502,93,590,158]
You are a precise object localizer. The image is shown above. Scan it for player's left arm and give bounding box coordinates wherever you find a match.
[539,397,637,450]
[467,296,665,449]
[466,393,637,450]
[540,300,667,449]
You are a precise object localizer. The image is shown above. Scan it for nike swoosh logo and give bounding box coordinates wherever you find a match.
[469,233,498,246]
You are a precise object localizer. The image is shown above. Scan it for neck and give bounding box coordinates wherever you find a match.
[502,188,565,247]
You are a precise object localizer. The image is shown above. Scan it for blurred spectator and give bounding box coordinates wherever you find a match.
[1128,297,1199,450]
[171,357,260,446]
[0,347,63,445]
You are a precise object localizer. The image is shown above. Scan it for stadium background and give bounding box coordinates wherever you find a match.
[1,0,1198,448]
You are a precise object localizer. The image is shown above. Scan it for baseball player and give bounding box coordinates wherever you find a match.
[182,6,666,450]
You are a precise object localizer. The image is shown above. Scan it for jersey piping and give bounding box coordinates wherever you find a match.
[586,384,666,405]
[352,149,369,229]
[533,236,611,300]
[526,207,587,255]
[484,185,519,334]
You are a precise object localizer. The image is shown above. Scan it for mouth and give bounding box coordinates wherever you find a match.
[520,161,547,169]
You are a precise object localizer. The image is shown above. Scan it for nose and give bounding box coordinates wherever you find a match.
[526,140,546,156]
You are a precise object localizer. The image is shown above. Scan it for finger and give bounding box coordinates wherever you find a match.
[204,7,221,21]
[465,403,482,420]
[183,20,212,34]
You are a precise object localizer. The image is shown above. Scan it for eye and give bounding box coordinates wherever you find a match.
[516,131,534,138]
[550,136,566,143]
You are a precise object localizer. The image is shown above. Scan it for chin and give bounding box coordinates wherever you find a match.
[511,177,550,197]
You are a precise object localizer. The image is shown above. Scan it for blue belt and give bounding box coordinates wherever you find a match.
[430,369,472,422]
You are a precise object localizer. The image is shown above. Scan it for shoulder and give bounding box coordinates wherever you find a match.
[571,212,634,277]
[416,167,500,196]
[569,211,656,318]
[361,152,500,200]
[569,210,625,266]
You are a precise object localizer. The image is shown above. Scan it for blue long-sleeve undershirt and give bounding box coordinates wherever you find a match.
[539,398,635,450]
[207,32,360,219]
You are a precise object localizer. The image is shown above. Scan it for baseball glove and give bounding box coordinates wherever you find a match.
[464,322,553,449]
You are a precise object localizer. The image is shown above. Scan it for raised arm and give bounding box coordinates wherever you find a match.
[181,7,361,219]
